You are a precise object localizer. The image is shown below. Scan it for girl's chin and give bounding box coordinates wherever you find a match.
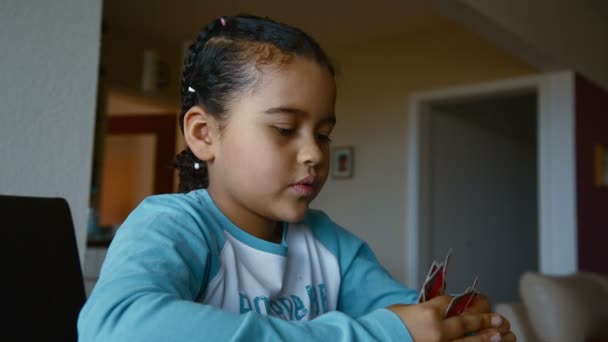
[279,213,305,224]
[279,205,309,223]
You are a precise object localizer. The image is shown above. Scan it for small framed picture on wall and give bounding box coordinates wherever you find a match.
[332,146,354,179]
[595,144,608,187]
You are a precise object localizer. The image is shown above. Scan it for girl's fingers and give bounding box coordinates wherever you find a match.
[452,329,502,342]
[423,295,514,341]
[443,313,497,340]
[424,295,455,311]
[463,294,491,314]
[450,324,516,342]
[497,316,510,334]
[474,316,511,335]
[473,329,514,341]
[501,332,517,342]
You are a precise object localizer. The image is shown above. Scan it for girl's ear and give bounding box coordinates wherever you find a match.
[183,106,219,162]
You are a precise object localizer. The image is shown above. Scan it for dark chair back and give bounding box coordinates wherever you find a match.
[2,195,86,341]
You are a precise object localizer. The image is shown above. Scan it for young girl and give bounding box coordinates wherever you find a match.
[78,14,514,341]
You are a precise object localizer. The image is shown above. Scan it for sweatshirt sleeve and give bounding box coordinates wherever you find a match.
[337,239,419,316]
[307,210,420,339]
[77,195,412,341]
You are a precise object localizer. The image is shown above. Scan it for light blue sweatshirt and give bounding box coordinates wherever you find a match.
[78,189,418,341]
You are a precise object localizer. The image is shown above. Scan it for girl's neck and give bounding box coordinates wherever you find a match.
[206,185,283,244]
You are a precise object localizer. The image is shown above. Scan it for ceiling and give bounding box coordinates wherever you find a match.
[102,0,454,49]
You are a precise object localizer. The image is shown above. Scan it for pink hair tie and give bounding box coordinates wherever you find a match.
[220,17,227,27]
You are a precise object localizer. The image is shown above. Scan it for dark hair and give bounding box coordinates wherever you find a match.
[174,14,335,193]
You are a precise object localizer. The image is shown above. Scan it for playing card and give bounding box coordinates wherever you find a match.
[427,261,440,281]
[435,248,452,296]
[417,261,438,302]
[418,249,452,303]
[444,276,479,318]
[416,261,433,302]
[425,265,445,300]
[442,249,452,278]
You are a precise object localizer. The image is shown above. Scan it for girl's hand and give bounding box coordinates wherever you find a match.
[463,294,515,341]
[387,295,514,341]
[464,293,492,314]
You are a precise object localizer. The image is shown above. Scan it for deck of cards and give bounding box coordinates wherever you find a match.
[417,249,479,318]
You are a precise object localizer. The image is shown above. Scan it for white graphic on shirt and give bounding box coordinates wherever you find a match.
[201,223,340,321]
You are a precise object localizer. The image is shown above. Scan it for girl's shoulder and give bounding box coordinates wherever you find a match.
[134,190,207,217]
[109,190,225,255]
[116,189,217,239]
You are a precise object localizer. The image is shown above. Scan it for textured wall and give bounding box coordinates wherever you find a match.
[0,0,103,263]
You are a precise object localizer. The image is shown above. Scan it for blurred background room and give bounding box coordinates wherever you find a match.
[1,1,607,340]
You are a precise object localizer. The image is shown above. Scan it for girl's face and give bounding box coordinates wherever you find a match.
[208,56,336,231]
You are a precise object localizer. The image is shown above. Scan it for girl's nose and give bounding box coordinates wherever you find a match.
[297,136,323,166]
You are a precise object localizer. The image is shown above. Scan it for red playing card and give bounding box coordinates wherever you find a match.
[444,276,479,318]
[442,249,452,282]
[418,261,440,303]
[428,262,439,278]
[444,290,477,318]
[418,250,453,303]
[427,249,452,300]
[426,266,445,300]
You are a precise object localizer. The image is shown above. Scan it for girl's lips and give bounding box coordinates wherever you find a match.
[291,183,316,196]
[295,175,316,186]
[292,176,317,196]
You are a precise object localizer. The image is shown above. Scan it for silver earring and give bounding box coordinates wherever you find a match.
[194,162,200,170]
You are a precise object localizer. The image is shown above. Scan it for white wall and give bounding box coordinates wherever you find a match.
[311,23,535,285]
[0,0,103,263]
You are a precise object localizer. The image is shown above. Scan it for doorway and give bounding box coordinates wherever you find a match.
[405,72,578,303]
[426,93,538,303]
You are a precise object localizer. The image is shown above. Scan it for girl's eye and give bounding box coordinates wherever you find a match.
[274,127,295,136]
[317,134,332,143]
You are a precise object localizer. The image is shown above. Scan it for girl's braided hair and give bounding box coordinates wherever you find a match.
[174,14,334,192]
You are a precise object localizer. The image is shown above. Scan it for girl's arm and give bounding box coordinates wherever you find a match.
[338,241,419,315]
[77,195,411,341]
[306,210,419,317]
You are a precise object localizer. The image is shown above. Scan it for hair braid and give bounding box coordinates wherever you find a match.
[174,19,223,192]
[180,19,223,130]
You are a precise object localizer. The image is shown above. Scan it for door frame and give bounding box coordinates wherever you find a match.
[105,114,177,194]
[404,71,577,288]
